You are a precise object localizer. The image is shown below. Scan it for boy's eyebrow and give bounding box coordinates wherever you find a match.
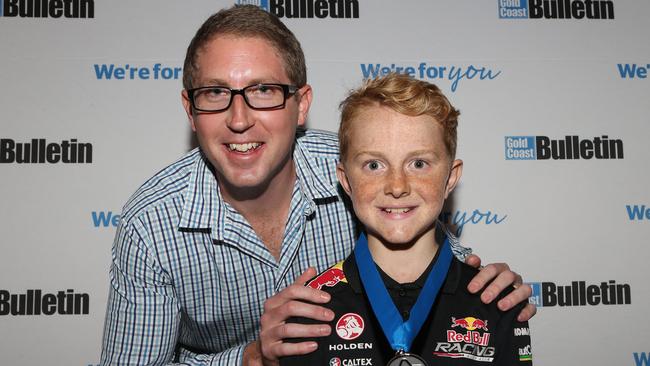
[352,150,385,160]
[353,149,440,159]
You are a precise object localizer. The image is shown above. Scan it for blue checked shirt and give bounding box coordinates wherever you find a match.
[100,129,471,365]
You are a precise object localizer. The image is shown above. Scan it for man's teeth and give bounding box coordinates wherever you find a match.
[228,142,261,152]
[383,208,410,214]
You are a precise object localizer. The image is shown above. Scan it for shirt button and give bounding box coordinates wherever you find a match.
[399,289,406,297]
[402,310,410,319]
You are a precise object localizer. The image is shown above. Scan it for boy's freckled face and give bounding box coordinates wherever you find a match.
[337,105,462,246]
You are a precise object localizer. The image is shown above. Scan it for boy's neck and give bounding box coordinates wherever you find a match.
[367,231,440,284]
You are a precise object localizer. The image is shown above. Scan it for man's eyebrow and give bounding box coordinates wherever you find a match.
[199,78,229,86]
[198,78,284,87]
[247,78,284,85]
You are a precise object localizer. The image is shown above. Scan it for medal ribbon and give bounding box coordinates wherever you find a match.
[354,233,452,352]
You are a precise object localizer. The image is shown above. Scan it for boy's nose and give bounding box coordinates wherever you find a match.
[384,169,410,198]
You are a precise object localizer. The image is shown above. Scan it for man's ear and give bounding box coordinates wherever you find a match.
[296,84,313,127]
[181,90,197,132]
[336,162,352,196]
[444,159,463,198]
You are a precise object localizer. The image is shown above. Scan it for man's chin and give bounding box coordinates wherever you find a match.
[222,173,266,189]
[216,170,277,201]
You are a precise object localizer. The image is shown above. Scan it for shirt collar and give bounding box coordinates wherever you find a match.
[293,134,340,205]
[343,228,462,295]
[178,149,221,232]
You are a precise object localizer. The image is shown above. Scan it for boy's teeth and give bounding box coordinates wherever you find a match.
[228,142,261,152]
[384,208,410,214]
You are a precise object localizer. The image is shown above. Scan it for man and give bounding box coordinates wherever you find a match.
[100,5,534,366]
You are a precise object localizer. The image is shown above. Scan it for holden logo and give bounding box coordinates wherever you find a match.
[335,313,364,340]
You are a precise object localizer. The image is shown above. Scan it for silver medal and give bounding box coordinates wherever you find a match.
[386,351,428,366]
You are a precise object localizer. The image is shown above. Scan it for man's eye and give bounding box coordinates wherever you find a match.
[252,84,277,95]
[257,85,272,93]
[249,84,280,99]
[207,88,228,96]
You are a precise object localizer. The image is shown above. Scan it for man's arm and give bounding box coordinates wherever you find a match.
[100,218,181,365]
[100,219,246,366]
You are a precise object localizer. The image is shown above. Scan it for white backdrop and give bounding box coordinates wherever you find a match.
[1,1,648,365]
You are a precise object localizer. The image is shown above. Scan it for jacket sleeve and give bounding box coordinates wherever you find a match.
[493,300,533,365]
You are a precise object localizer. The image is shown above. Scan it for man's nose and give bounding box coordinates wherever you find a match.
[226,94,254,132]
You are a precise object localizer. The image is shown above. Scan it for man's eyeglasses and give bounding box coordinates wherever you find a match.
[187,83,299,112]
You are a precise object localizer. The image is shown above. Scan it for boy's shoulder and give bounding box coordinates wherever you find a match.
[305,260,349,293]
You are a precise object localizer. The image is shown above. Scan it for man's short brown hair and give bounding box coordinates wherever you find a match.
[339,73,460,161]
[182,5,306,90]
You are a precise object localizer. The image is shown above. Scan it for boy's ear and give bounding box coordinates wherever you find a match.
[336,163,352,196]
[444,159,463,198]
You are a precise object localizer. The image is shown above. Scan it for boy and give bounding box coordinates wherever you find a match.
[281,73,532,365]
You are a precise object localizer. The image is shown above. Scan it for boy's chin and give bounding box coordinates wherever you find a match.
[368,229,430,250]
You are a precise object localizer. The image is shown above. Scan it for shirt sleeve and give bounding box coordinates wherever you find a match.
[175,346,245,365]
[99,217,246,366]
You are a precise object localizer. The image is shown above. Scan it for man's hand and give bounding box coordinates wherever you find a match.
[243,341,263,366]
[257,268,335,366]
[465,254,537,322]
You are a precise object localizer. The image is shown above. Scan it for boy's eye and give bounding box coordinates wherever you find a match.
[412,159,427,169]
[365,160,382,171]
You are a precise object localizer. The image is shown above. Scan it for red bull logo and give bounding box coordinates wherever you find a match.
[447,330,491,346]
[335,313,364,340]
[307,262,347,290]
[451,316,489,331]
